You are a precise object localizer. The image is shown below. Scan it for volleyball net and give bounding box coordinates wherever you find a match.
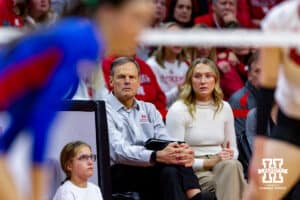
[139,28,300,47]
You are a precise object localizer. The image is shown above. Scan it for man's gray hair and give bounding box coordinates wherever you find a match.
[110,57,140,77]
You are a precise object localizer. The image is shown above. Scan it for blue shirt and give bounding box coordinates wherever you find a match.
[105,93,172,166]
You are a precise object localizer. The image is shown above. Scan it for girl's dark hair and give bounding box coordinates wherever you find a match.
[165,0,196,28]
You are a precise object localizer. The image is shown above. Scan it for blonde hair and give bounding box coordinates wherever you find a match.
[180,58,223,118]
[153,22,188,69]
[60,141,91,180]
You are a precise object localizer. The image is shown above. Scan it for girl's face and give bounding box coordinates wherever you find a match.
[30,0,50,14]
[165,25,182,55]
[174,0,192,24]
[68,146,95,182]
[153,0,166,23]
[191,63,216,101]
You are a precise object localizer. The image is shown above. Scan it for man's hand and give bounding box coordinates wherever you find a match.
[156,142,195,167]
[223,12,238,25]
[177,143,195,167]
[156,142,182,165]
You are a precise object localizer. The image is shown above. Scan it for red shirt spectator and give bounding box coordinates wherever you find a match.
[102,56,168,119]
[194,13,215,27]
[0,0,23,27]
[217,49,245,100]
[237,0,284,28]
[194,0,252,28]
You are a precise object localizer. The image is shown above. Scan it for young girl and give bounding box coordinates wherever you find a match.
[53,141,103,200]
[146,22,189,108]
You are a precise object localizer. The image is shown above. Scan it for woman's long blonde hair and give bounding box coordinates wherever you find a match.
[180,58,223,118]
[152,22,188,69]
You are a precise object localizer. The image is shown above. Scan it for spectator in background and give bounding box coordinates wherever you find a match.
[0,0,24,27]
[230,47,253,81]
[147,22,189,108]
[189,44,216,63]
[22,0,58,30]
[166,58,246,200]
[238,0,285,28]
[51,0,80,17]
[228,51,260,178]
[188,24,217,63]
[166,0,210,18]
[165,0,195,27]
[229,51,260,140]
[106,56,215,200]
[53,141,103,200]
[194,0,249,99]
[136,0,167,60]
[216,48,245,100]
[153,0,167,27]
[194,0,240,28]
[102,56,168,119]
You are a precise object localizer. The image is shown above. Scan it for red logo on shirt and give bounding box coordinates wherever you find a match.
[140,114,148,123]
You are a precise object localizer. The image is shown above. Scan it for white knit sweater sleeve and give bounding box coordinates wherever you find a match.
[166,101,205,169]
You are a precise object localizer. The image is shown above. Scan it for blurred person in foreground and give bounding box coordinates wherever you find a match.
[244,1,300,200]
[0,0,154,199]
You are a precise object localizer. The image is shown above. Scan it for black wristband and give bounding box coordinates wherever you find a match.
[150,151,157,164]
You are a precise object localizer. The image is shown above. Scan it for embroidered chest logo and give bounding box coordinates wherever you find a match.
[140,113,149,123]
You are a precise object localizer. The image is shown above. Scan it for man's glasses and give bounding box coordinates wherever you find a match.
[76,154,97,162]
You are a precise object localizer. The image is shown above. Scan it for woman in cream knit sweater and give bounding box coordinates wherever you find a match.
[166,58,246,200]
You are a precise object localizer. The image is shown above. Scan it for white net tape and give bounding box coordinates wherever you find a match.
[1,27,299,47]
[139,29,300,47]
